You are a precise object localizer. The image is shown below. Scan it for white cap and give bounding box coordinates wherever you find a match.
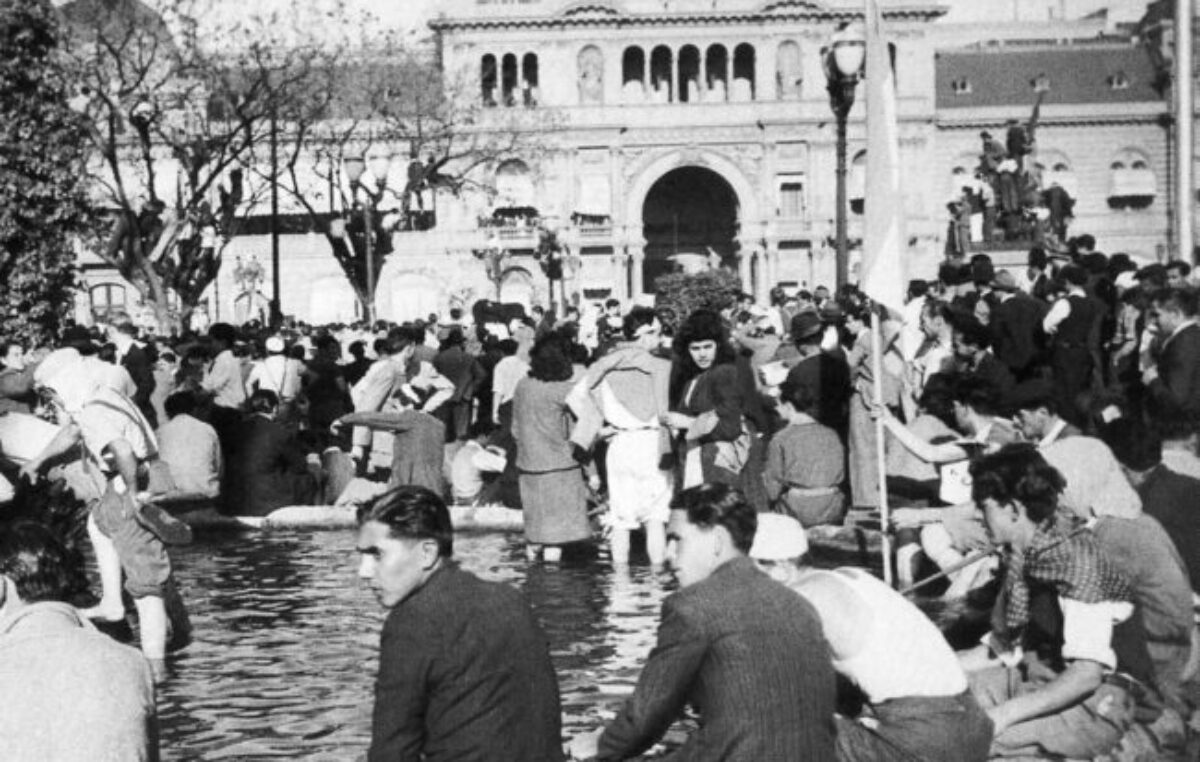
[749,513,809,561]
[265,336,285,354]
[1114,271,1137,291]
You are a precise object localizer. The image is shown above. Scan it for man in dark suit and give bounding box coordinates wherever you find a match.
[953,314,1015,398]
[1144,287,1200,417]
[571,483,836,761]
[224,389,317,516]
[357,485,563,762]
[989,270,1047,380]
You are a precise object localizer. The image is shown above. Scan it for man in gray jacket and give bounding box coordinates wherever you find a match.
[0,521,158,761]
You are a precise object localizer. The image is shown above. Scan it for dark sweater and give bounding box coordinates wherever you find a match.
[1138,466,1200,592]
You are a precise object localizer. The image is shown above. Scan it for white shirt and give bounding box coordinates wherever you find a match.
[450,441,507,502]
[492,355,529,416]
[916,337,954,389]
[900,295,927,363]
[246,355,304,400]
[156,414,222,498]
[1042,286,1085,335]
[795,568,967,702]
[1162,447,1200,480]
[202,350,247,409]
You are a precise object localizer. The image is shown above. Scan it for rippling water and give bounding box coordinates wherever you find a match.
[157,530,671,760]
[153,528,974,761]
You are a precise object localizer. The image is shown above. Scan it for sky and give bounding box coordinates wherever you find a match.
[53,0,1152,45]
[54,0,441,44]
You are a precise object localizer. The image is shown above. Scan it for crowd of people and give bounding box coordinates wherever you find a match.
[1,233,1200,759]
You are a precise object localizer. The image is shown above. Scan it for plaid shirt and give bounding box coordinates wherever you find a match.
[997,516,1133,648]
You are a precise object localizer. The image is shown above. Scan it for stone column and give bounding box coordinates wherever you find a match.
[764,237,781,292]
[671,47,680,103]
[629,240,646,298]
[725,51,733,102]
[610,250,628,300]
[736,239,753,293]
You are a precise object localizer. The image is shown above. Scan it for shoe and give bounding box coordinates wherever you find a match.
[137,503,194,546]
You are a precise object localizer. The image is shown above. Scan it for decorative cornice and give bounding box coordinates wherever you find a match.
[428,5,946,33]
[936,115,1168,129]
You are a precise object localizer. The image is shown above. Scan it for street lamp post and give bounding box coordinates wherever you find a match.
[823,24,865,291]
[343,154,393,326]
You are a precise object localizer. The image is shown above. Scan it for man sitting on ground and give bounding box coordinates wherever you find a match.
[0,521,158,761]
[449,423,507,505]
[224,390,320,517]
[1009,379,1141,520]
[960,445,1156,760]
[570,483,836,760]
[1104,418,1200,594]
[355,486,563,761]
[156,390,222,501]
[750,512,992,762]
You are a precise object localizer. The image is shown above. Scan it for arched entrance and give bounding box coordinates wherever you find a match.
[641,166,739,292]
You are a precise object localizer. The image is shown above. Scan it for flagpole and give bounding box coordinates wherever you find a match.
[870,310,892,586]
[1176,0,1194,264]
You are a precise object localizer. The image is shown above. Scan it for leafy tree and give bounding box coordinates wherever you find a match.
[653,268,743,332]
[0,0,93,344]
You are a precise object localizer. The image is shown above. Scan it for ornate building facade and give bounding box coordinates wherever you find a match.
[76,0,1192,326]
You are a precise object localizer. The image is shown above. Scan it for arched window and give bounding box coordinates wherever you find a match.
[705,44,728,102]
[732,43,755,101]
[90,282,128,322]
[501,54,519,106]
[522,53,539,106]
[776,41,802,100]
[850,150,867,214]
[650,45,673,103]
[499,267,536,309]
[495,159,536,209]
[481,54,497,106]
[1030,151,1076,199]
[678,45,701,103]
[577,45,604,105]
[1108,150,1156,210]
[622,47,646,102]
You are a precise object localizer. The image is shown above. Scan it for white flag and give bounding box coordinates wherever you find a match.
[861,0,907,314]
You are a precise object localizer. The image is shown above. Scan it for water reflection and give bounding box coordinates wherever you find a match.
[156,530,966,760]
[158,531,673,760]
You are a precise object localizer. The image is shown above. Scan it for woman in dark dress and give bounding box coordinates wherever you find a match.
[512,332,590,563]
[665,310,762,504]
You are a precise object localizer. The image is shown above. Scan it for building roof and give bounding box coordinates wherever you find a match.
[935,43,1162,109]
[429,0,947,30]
